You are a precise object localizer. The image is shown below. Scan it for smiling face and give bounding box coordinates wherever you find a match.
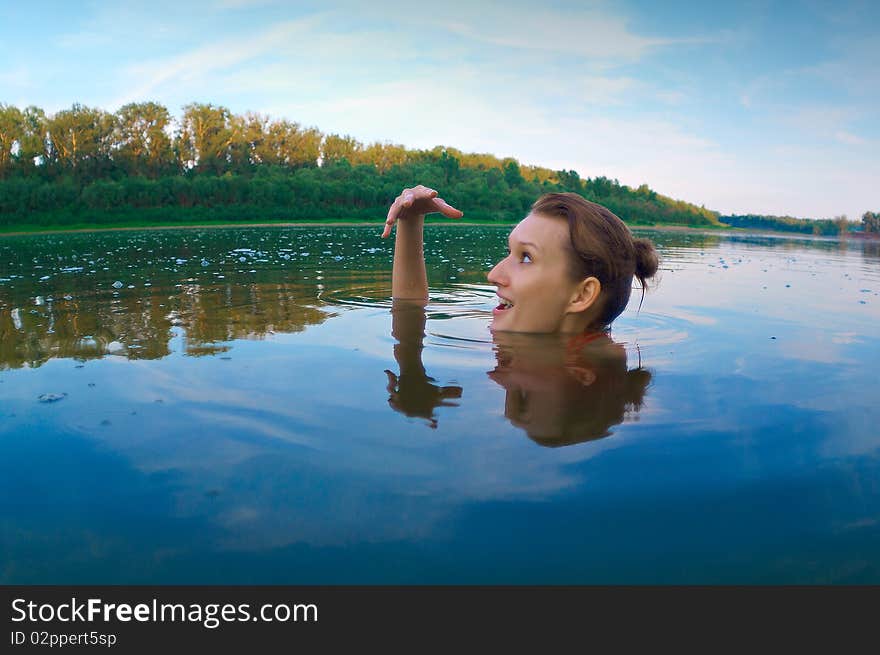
[487,213,592,334]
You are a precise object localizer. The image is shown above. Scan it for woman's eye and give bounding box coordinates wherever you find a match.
[521,252,532,263]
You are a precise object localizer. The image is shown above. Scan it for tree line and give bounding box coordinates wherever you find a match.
[718,213,876,237]
[861,212,880,233]
[0,100,736,229]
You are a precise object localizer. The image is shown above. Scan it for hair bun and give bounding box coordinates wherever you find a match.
[633,237,659,283]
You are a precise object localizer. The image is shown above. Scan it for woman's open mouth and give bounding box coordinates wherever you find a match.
[493,297,514,316]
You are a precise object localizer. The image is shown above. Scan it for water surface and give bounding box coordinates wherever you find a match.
[1,225,878,583]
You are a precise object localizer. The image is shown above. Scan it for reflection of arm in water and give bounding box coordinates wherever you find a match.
[384,299,462,429]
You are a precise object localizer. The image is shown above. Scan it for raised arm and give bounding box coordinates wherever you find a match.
[382,185,463,300]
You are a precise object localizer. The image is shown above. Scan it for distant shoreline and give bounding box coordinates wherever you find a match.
[0,219,870,240]
[0,219,726,238]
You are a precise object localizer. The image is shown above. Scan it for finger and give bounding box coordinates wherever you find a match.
[441,386,463,399]
[432,198,464,218]
[384,369,398,392]
[382,198,401,238]
[402,191,415,207]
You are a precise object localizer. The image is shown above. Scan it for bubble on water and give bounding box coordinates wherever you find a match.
[201,259,210,266]
[127,285,135,289]
[239,256,247,262]
[112,280,124,288]
[175,258,187,265]
[39,275,50,281]
[34,296,44,305]
[38,393,67,403]
[63,294,73,300]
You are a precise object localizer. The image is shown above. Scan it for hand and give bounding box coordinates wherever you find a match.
[384,369,463,428]
[381,185,463,238]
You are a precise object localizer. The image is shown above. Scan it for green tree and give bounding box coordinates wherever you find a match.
[228,112,266,172]
[360,142,408,173]
[503,159,524,187]
[0,104,23,177]
[273,120,322,168]
[45,103,115,179]
[176,103,234,175]
[115,102,174,178]
[557,169,583,191]
[17,106,48,173]
[863,211,880,233]
[439,149,460,183]
[322,133,362,165]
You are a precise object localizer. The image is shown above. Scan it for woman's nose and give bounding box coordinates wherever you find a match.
[487,259,506,286]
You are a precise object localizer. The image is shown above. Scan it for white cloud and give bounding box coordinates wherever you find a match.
[108,16,329,108]
[378,0,716,62]
[834,130,866,145]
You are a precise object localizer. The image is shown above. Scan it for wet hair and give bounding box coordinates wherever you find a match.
[531,193,659,328]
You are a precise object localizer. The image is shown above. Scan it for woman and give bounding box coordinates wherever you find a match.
[380,184,658,439]
[382,184,660,333]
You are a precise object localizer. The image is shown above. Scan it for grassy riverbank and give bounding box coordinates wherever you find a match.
[0,215,735,237]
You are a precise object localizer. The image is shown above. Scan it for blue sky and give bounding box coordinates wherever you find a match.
[1,0,877,219]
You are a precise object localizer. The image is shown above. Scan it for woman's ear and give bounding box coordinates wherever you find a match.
[568,276,601,313]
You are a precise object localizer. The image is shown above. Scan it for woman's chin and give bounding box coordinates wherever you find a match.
[490,312,512,332]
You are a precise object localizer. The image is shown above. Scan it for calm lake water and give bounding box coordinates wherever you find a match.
[1,225,879,583]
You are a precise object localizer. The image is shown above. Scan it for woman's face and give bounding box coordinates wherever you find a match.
[487,213,582,333]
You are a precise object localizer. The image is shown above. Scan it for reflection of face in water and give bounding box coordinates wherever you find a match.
[385,300,651,442]
[488,331,651,447]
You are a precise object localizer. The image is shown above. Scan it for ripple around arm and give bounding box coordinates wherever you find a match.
[319,282,497,313]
